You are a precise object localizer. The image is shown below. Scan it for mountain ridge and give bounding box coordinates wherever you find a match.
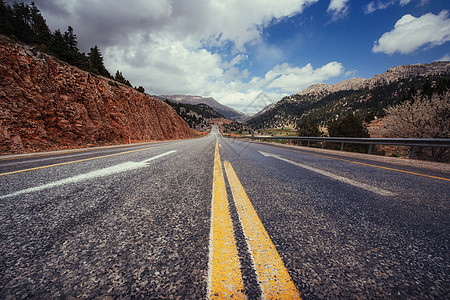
[246,61,450,129]
[159,95,249,123]
[296,62,450,96]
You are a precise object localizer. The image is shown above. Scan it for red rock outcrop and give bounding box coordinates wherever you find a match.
[0,37,194,153]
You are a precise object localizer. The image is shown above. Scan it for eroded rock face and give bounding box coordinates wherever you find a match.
[0,38,193,153]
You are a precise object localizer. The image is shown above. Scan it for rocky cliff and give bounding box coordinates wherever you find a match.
[0,37,194,153]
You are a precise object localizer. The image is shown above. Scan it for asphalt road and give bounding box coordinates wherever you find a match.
[1,127,449,299]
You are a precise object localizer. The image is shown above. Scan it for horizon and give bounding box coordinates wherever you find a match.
[7,0,450,114]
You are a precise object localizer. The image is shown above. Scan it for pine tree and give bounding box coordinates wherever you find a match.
[297,116,322,136]
[328,112,369,138]
[30,2,51,45]
[48,29,73,63]
[88,45,110,77]
[0,1,13,37]
[64,26,78,51]
[114,70,126,83]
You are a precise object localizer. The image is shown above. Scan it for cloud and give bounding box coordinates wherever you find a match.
[364,1,393,14]
[437,53,450,61]
[209,62,344,114]
[17,0,346,114]
[372,11,450,55]
[265,62,344,91]
[29,0,318,52]
[364,1,418,14]
[327,0,350,21]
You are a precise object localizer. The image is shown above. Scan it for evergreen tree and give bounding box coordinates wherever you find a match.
[0,1,14,37]
[88,45,110,77]
[114,70,126,83]
[64,26,78,51]
[328,112,369,138]
[11,2,33,43]
[30,2,51,45]
[114,70,132,87]
[422,80,433,98]
[48,29,73,63]
[297,116,322,136]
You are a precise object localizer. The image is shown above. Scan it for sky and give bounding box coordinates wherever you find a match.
[10,0,450,115]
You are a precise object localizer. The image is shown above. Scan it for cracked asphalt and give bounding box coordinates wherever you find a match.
[1,129,449,299]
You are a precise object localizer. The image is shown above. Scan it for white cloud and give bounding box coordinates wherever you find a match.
[210,62,344,114]
[437,53,450,61]
[327,0,350,21]
[364,1,392,14]
[372,11,450,55]
[364,1,418,14]
[265,62,344,91]
[33,0,318,52]
[26,0,347,114]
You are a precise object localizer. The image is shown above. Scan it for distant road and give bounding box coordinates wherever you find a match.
[1,126,449,299]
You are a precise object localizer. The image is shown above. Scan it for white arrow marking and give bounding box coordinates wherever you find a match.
[259,151,395,197]
[1,150,177,199]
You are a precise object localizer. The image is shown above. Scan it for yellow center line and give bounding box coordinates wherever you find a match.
[263,144,450,182]
[0,149,89,162]
[0,145,166,177]
[208,141,245,299]
[224,161,301,299]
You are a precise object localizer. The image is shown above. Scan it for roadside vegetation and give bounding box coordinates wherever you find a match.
[383,91,449,162]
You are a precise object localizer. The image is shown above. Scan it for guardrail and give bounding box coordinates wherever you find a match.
[229,136,450,159]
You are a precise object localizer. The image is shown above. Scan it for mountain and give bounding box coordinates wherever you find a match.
[246,62,450,129]
[164,101,224,130]
[0,36,193,153]
[159,95,249,122]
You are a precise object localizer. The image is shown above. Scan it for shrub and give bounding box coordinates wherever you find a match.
[383,91,449,161]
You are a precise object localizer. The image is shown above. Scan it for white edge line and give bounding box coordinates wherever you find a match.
[259,151,396,197]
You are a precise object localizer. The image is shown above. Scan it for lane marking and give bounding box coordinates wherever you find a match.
[0,151,114,167]
[224,161,301,299]
[207,141,245,299]
[259,151,396,197]
[0,149,89,162]
[258,143,450,182]
[0,150,176,199]
[0,146,166,177]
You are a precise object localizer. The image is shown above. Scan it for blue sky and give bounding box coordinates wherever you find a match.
[16,0,450,114]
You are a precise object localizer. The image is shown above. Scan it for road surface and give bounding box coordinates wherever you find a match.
[1,126,449,299]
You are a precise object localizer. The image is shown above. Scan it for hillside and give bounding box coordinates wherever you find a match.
[160,95,249,123]
[0,37,194,153]
[163,100,224,130]
[246,62,450,129]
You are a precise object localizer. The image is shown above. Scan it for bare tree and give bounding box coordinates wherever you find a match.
[383,91,449,161]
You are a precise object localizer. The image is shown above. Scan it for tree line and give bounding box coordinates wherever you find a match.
[0,1,145,92]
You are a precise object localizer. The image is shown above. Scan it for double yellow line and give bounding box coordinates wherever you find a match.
[208,141,301,299]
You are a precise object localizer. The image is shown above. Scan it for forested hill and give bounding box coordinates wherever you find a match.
[163,100,224,130]
[246,62,450,129]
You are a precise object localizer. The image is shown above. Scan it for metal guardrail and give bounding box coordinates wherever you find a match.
[230,136,450,159]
